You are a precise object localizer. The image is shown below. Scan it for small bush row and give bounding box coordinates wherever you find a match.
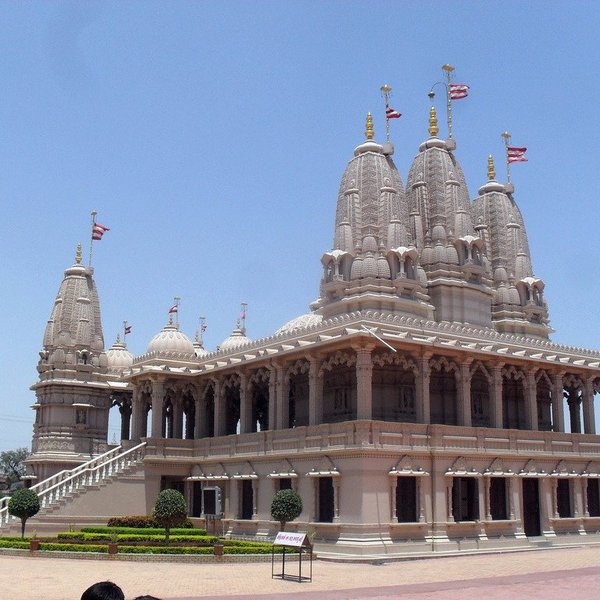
[107,516,193,528]
[58,532,220,544]
[81,526,206,536]
[0,539,274,554]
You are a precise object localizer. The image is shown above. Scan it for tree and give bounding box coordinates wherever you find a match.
[271,489,302,531]
[0,448,29,488]
[152,489,187,544]
[8,488,40,538]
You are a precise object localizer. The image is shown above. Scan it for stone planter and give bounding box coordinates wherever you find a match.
[29,540,40,552]
[213,543,224,557]
[108,542,118,555]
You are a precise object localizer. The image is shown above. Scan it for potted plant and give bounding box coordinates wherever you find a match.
[29,530,40,552]
[108,532,119,555]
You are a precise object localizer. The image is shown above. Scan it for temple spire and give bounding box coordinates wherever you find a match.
[365,112,374,140]
[487,155,496,181]
[428,106,439,137]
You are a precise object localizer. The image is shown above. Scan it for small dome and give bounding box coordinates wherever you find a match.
[275,313,323,335]
[193,334,209,358]
[219,325,252,351]
[147,321,195,355]
[106,335,134,374]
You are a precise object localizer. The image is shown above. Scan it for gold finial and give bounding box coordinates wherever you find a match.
[428,106,439,137]
[75,242,82,264]
[365,112,374,140]
[442,64,455,73]
[487,155,496,181]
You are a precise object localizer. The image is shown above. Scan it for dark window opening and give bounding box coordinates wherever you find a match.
[396,477,417,522]
[278,478,292,491]
[240,480,253,520]
[452,477,479,521]
[489,477,508,520]
[557,479,572,518]
[588,479,600,517]
[318,477,335,523]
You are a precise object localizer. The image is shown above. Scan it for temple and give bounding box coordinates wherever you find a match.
[9,92,600,557]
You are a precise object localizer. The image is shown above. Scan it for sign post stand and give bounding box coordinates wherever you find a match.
[271,532,313,583]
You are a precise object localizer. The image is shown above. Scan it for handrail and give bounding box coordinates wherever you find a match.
[0,442,146,527]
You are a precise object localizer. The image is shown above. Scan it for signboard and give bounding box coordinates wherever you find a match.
[274,531,308,547]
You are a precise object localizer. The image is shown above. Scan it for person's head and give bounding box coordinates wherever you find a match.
[133,597,162,600]
[81,581,125,600]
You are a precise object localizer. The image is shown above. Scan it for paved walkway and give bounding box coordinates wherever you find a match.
[4,545,600,599]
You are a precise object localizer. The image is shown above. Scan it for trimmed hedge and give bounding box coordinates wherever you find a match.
[0,540,29,549]
[107,515,193,528]
[58,532,220,544]
[81,527,206,536]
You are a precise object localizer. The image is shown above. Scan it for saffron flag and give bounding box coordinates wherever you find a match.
[507,146,528,163]
[449,84,469,100]
[168,305,178,314]
[92,223,110,240]
[124,325,132,335]
[385,106,401,119]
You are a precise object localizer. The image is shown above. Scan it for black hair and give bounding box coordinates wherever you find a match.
[81,581,125,600]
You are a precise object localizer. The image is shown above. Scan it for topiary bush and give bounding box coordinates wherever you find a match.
[8,488,40,538]
[270,489,302,531]
[153,489,188,544]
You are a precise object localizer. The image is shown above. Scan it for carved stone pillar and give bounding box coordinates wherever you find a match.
[417,355,431,424]
[308,356,323,426]
[355,345,375,420]
[275,364,288,430]
[173,389,184,439]
[213,378,224,437]
[268,366,277,430]
[333,477,340,522]
[583,378,596,434]
[459,363,472,427]
[390,477,398,523]
[484,477,492,520]
[239,372,251,434]
[194,384,204,438]
[151,380,164,438]
[552,373,565,433]
[130,388,141,441]
[491,365,503,429]
[252,479,258,518]
[525,370,539,431]
[446,478,454,522]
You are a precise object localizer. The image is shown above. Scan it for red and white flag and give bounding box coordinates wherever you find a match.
[92,223,110,240]
[449,84,469,100]
[168,304,178,314]
[507,146,528,163]
[385,106,401,119]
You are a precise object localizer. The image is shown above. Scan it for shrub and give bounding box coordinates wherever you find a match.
[106,515,193,528]
[153,489,188,544]
[82,526,205,536]
[270,489,302,531]
[8,488,40,538]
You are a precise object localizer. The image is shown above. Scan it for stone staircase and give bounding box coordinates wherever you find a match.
[0,441,146,534]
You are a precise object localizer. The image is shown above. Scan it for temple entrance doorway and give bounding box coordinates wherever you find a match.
[522,478,541,536]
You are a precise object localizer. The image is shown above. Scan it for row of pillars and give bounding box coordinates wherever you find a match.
[127,347,597,441]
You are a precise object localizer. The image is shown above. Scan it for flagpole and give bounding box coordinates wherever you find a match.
[501,131,512,183]
[241,302,247,333]
[89,210,97,267]
[174,297,181,326]
[442,64,454,138]
[380,84,392,142]
[199,316,206,344]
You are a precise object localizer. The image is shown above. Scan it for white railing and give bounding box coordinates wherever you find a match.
[0,442,146,527]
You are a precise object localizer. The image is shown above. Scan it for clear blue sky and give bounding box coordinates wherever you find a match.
[2,1,600,451]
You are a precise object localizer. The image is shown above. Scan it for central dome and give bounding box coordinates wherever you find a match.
[147,321,195,355]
